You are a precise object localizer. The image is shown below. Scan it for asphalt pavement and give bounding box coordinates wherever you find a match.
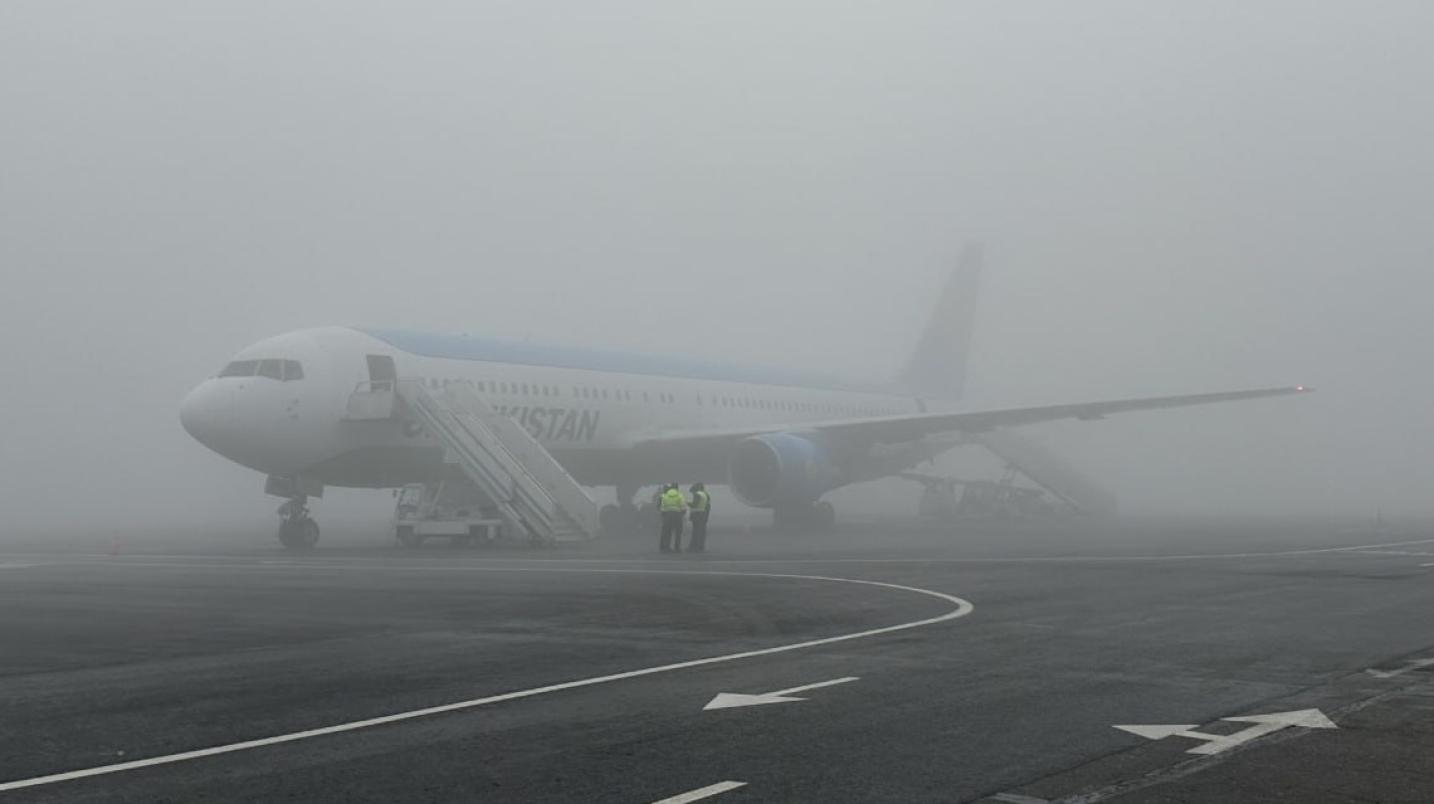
[3,517,1433,802]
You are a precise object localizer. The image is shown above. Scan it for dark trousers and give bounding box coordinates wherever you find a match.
[689,511,709,553]
[660,511,684,552]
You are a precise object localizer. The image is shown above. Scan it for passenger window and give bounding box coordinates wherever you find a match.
[257,359,284,380]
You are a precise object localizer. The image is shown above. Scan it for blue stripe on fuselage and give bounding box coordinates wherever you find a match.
[359,328,885,393]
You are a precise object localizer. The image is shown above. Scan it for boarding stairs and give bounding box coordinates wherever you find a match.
[393,379,599,544]
[969,430,1119,516]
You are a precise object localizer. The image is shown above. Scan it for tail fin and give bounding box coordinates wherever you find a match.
[895,243,982,400]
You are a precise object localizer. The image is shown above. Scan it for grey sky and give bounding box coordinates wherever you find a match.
[2,2,1431,534]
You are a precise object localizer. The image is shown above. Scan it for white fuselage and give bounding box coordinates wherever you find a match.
[180,327,924,492]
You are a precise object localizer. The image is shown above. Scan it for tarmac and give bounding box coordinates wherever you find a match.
[2,516,1433,802]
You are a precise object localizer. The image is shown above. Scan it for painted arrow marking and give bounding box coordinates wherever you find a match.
[650,780,747,803]
[1114,708,1336,755]
[703,676,859,710]
[1366,657,1434,679]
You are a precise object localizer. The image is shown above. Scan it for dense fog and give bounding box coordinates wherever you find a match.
[3,2,1431,538]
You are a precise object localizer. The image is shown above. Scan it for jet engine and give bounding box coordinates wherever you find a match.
[728,432,841,508]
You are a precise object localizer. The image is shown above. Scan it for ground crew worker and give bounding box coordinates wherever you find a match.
[688,483,711,553]
[658,483,687,553]
[649,485,665,535]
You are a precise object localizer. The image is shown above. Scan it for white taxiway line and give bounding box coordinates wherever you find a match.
[1366,657,1434,679]
[990,793,1051,804]
[58,534,1434,582]
[46,535,1434,570]
[650,780,748,803]
[1345,549,1434,557]
[0,570,973,793]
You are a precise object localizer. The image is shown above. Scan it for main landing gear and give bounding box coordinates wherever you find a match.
[600,482,658,539]
[277,496,320,552]
[772,500,836,533]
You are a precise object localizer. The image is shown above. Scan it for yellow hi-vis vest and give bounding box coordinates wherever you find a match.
[691,490,710,513]
[660,488,687,513]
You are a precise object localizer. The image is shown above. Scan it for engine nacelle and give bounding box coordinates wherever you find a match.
[729,432,840,508]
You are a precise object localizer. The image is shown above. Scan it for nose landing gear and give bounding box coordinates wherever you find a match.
[277,496,320,551]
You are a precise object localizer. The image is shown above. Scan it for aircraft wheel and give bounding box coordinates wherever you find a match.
[772,504,802,532]
[773,502,835,533]
[396,525,423,549]
[812,500,836,531]
[636,502,660,534]
[279,518,320,552]
[599,504,625,537]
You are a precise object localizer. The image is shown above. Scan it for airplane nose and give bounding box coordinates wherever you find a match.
[180,380,237,453]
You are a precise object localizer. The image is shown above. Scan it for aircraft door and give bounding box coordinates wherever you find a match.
[366,354,397,391]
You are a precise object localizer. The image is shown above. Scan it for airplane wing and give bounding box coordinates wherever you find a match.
[633,385,1310,452]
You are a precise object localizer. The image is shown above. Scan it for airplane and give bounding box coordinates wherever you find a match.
[179,247,1309,548]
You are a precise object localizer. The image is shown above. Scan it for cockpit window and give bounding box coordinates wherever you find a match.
[219,360,259,377]
[218,359,304,381]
